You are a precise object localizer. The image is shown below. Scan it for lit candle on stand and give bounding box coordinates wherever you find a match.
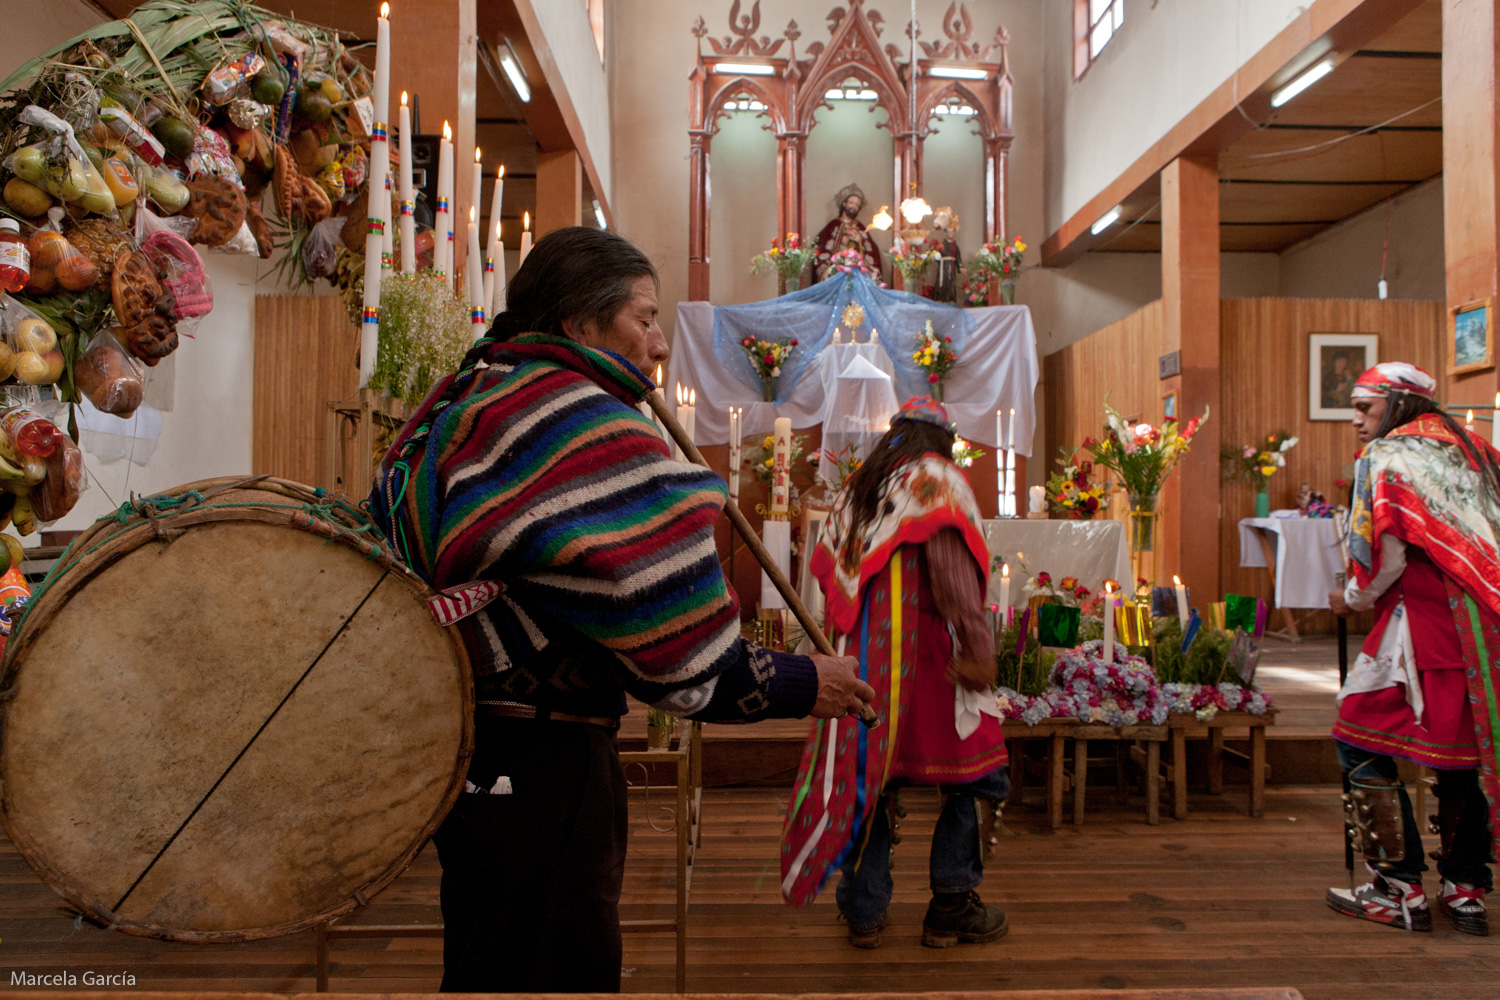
[357,1,391,388]
[397,92,414,273]
[1173,574,1189,632]
[520,211,533,265]
[728,406,742,506]
[771,417,792,516]
[466,206,486,336]
[490,221,506,315]
[1029,484,1046,514]
[674,384,696,462]
[996,409,1004,513]
[381,172,393,271]
[999,563,1011,626]
[651,364,668,445]
[435,121,453,278]
[484,165,504,313]
[466,147,482,286]
[1102,583,1116,663]
[1468,409,1476,431]
[1005,407,1017,518]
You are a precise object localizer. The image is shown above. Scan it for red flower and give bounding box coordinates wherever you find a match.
[944,336,952,342]
[791,339,799,346]
[742,337,753,346]
[1074,585,1091,600]
[763,353,776,366]
[1036,572,1052,585]
[928,373,939,383]
[1080,460,1093,475]
[1335,477,1350,489]
[1082,436,1097,448]
[1136,576,1149,587]
[1083,497,1099,512]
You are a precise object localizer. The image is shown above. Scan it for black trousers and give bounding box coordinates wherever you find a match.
[433,715,628,992]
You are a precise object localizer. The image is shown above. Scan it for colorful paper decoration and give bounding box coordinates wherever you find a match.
[1015,606,1032,660]
[1152,585,1189,620]
[1207,602,1227,632]
[1227,629,1262,685]
[1114,601,1152,646]
[1224,593,1264,632]
[1037,604,1081,648]
[1180,607,1203,653]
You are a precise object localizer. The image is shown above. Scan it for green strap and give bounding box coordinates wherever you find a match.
[1464,594,1500,780]
[788,718,826,819]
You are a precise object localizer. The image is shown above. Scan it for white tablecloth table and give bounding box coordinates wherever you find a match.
[1236,516,1345,610]
[983,519,1131,610]
[671,301,1038,452]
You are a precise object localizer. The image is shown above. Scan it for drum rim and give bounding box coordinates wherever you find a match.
[0,476,475,942]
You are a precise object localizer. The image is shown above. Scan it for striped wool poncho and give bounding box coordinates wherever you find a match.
[368,334,817,722]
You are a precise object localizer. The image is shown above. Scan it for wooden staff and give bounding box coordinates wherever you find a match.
[645,392,879,727]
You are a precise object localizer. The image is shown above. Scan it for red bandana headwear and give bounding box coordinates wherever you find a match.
[892,396,955,433]
[1351,362,1437,400]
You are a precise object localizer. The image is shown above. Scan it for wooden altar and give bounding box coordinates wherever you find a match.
[687,0,1015,300]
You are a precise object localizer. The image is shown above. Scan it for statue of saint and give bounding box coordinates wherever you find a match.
[814,182,883,282]
[926,206,963,303]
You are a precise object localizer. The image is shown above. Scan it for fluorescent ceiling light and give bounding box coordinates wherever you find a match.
[1270,58,1334,108]
[593,199,607,230]
[929,66,988,80]
[496,44,530,103]
[1090,206,1121,235]
[825,88,844,100]
[716,62,776,76]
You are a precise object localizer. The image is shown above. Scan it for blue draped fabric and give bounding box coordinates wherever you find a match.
[711,271,976,403]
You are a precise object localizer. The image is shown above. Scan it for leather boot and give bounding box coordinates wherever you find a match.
[921,890,1008,948]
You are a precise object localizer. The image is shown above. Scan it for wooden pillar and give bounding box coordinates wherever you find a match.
[1443,0,1500,405]
[536,149,582,237]
[688,130,712,301]
[776,131,807,247]
[984,137,1011,244]
[1159,155,1220,593]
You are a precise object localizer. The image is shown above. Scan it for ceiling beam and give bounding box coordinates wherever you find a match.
[1042,0,1429,267]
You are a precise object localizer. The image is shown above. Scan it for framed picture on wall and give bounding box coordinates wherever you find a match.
[1450,299,1494,376]
[1162,390,1177,421]
[1308,333,1378,421]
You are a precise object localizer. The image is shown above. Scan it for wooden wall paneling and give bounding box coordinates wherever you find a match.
[535,149,583,236]
[252,294,360,489]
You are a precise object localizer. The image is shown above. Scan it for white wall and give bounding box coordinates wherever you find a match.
[3,1,260,539]
[1278,177,1445,301]
[528,0,612,204]
[1043,0,1311,233]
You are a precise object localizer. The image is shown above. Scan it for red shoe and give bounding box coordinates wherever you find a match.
[1326,864,1431,932]
[1439,880,1488,936]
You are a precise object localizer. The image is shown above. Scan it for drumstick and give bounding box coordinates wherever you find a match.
[645,391,879,727]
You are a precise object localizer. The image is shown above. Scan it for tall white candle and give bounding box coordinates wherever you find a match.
[357,2,392,388]
[397,92,414,273]
[999,563,1011,626]
[996,409,1004,511]
[728,406,742,505]
[435,121,453,278]
[466,206,486,337]
[674,384,696,462]
[1004,448,1016,517]
[1173,574,1189,632]
[771,416,792,516]
[468,146,483,284]
[381,172,393,270]
[484,165,504,311]
[1102,583,1116,663]
[520,211,533,265]
[1007,406,1015,450]
[651,364,669,446]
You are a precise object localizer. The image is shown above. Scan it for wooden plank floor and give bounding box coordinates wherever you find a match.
[0,783,1493,998]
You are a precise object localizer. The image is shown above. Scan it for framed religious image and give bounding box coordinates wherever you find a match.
[1308,333,1378,421]
[1161,390,1177,422]
[1450,299,1494,376]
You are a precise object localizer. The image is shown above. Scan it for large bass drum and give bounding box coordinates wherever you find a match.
[0,477,472,941]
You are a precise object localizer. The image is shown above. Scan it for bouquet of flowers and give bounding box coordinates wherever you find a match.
[891,238,940,288]
[912,318,958,398]
[961,272,990,307]
[1221,430,1297,488]
[738,334,798,399]
[1050,641,1169,726]
[818,442,863,488]
[1086,400,1208,506]
[827,247,886,286]
[970,236,1027,279]
[1161,681,1272,721]
[1045,445,1107,519]
[750,232,816,282]
[1021,568,1097,609]
[951,436,984,468]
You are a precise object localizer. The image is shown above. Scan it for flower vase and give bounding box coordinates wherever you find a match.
[646,718,673,750]
[930,381,945,402]
[761,376,780,402]
[1127,492,1159,591]
[782,276,801,295]
[1255,491,1270,518]
[1000,278,1016,305]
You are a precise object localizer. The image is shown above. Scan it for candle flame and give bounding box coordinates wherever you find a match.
[380,2,389,18]
[496,221,502,239]
[442,120,452,141]
[675,383,683,405]
[523,210,531,231]
[1104,582,1113,594]
[1468,410,1476,426]
[400,91,408,106]
[690,388,696,406]
[469,205,476,222]
[1001,563,1009,579]
[1173,575,1182,586]
[475,146,483,162]
[655,364,663,381]
[498,164,505,178]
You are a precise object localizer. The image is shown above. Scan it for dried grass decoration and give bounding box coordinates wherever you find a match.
[367,271,473,402]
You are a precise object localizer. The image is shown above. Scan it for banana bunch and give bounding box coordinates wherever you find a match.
[0,431,44,536]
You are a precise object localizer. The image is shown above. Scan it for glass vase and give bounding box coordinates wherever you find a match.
[1127,492,1159,593]
[782,276,801,295]
[930,381,944,402]
[1255,491,1270,518]
[1000,277,1016,305]
[761,376,780,402]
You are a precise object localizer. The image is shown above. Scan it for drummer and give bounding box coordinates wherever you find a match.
[369,226,872,994]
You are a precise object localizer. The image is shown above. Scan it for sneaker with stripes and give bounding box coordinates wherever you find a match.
[1438,879,1488,936]
[1326,863,1432,932]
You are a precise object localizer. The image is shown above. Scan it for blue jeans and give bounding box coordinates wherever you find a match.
[835,767,1009,930]
[1336,740,1492,889]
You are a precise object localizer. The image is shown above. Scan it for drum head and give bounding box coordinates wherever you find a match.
[0,494,471,941]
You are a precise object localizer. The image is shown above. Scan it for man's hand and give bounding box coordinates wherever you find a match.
[947,656,997,692]
[1328,589,1354,618]
[810,654,876,719]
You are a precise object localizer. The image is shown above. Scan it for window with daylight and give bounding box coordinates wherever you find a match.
[588,0,605,63]
[1074,0,1124,79]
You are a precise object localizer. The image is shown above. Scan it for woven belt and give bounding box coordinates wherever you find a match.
[479,700,620,731]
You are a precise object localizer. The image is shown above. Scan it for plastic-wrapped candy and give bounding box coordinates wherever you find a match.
[202,51,267,106]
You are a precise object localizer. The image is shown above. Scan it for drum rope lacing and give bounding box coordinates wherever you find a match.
[16,478,399,640]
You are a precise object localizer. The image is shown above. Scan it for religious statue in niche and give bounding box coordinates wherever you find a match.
[926,206,962,303]
[814,182,884,282]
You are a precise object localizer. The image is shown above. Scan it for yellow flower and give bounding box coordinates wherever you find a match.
[764,458,774,468]
[763,436,774,449]
[1014,240,1027,252]
[1260,466,1277,476]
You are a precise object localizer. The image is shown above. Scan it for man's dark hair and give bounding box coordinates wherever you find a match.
[838,419,955,559]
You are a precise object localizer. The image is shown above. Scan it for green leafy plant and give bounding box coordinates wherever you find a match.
[369,271,473,401]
